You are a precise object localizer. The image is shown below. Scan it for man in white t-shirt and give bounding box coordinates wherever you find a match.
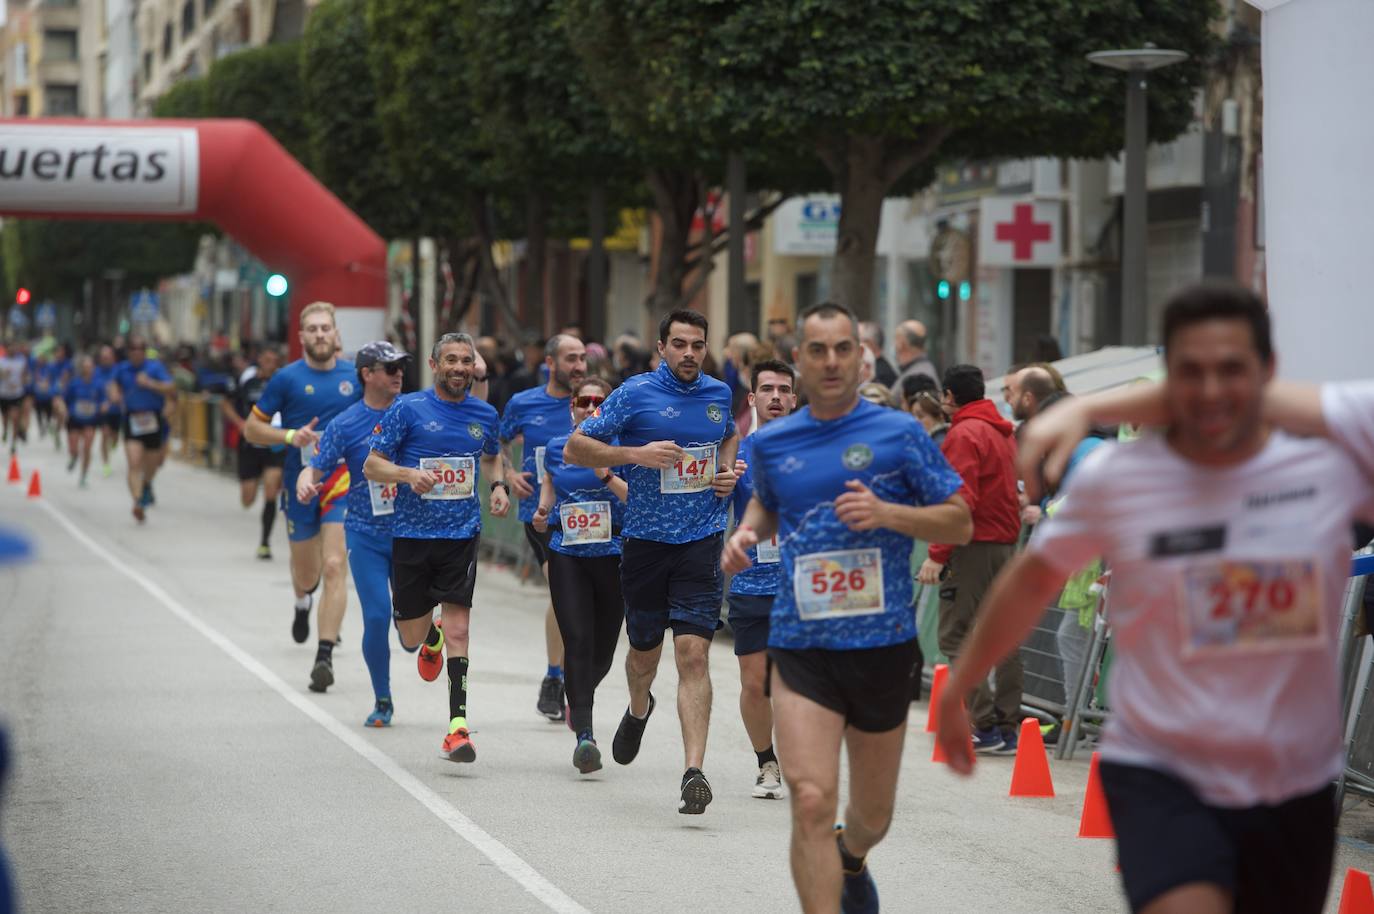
[935,280,1374,914]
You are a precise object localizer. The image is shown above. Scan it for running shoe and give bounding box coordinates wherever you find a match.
[292,595,312,645]
[841,865,879,914]
[78,477,88,489]
[753,760,785,800]
[537,675,565,721]
[992,728,1019,756]
[308,657,333,693]
[441,727,476,763]
[679,767,713,815]
[417,618,444,682]
[66,454,77,472]
[611,693,655,765]
[140,482,155,507]
[256,544,272,561]
[573,734,602,774]
[366,699,394,728]
[972,727,1005,754]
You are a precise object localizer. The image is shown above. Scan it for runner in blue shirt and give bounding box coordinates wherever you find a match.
[106,335,176,524]
[721,302,971,913]
[297,341,411,728]
[93,345,120,477]
[245,302,361,691]
[726,358,797,801]
[566,309,741,815]
[55,355,104,487]
[364,332,508,764]
[30,349,65,448]
[530,376,629,775]
[499,333,586,722]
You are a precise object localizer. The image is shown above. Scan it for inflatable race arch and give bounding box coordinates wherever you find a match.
[0,119,386,355]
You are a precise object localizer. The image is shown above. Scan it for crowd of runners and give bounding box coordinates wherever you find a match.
[6,280,1373,914]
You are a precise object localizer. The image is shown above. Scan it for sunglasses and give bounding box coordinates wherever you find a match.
[573,395,605,409]
[366,362,404,375]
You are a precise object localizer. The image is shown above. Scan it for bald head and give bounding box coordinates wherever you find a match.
[894,320,928,363]
[1012,366,1059,421]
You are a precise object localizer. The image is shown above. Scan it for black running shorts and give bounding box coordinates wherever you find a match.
[768,639,918,733]
[1100,760,1336,914]
[523,522,552,567]
[391,535,480,620]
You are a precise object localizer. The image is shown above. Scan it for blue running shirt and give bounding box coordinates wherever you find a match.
[498,386,572,522]
[749,399,963,651]
[729,433,781,596]
[311,399,392,538]
[111,359,172,415]
[576,362,735,545]
[543,433,624,558]
[63,376,106,425]
[251,359,361,480]
[368,388,501,540]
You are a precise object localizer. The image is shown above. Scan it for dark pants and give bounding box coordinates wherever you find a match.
[937,541,1021,733]
[547,550,625,736]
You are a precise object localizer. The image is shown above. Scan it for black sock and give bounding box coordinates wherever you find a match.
[755,746,778,768]
[424,622,442,650]
[570,706,593,737]
[315,639,335,664]
[447,656,469,722]
[260,499,277,546]
[836,833,865,874]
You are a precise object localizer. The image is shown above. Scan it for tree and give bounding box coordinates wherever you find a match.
[205,41,311,167]
[301,0,414,240]
[568,0,1216,318]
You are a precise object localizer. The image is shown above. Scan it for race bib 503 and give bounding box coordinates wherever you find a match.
[420,456,476,500]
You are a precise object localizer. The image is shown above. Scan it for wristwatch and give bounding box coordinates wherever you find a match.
[599,471,614,484]
[489,480,509,494]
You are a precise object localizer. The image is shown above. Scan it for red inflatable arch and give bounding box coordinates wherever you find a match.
[0,118,386,357]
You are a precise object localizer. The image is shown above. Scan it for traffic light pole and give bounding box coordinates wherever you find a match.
[1122,70,1149,347]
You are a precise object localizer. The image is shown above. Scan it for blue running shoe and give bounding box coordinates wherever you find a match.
[972,727,1005,754]
[140,482,155,507]
[841,866,879,914]
[991,727,1018,756]
[365,699,393,728]
[573,734,602,774]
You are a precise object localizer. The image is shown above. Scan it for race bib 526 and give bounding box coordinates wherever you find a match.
[793,548,884,621]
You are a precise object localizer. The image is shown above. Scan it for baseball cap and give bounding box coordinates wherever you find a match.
[355,340,411,370]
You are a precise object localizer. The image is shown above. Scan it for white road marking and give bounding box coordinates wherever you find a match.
[29,495,590,914]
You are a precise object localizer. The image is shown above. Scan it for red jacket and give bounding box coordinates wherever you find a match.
[929,398,1020,564]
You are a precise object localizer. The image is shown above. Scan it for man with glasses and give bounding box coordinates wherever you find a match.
[499,334,588,722]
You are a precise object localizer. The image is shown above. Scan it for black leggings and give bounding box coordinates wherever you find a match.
[546,550,625,737]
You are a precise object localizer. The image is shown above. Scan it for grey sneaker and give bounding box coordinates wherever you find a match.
[752,760,784,799]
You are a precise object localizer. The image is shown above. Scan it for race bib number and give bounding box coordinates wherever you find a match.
[420,456,475,500]
[793,548,884,621]
[73,399,97,420]
[368,480,397,516]
[756,535,780,564]
[559,500,612,545]
[128,411,158,436]
[660,444,717,494]
[1179,558,1324,658]
[534,446,547,484]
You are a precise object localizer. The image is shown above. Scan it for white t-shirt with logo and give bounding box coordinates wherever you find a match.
[1029,431,1374,807]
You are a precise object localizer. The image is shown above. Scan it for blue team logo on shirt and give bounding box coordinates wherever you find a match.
[706,404,723,423]
[842,443,874,471]
[530,415,546,426]
[424,420,443,432]
[339,380,354,396]
[777,456,805,474]
[467,422,483,439]
[659,406,681,419]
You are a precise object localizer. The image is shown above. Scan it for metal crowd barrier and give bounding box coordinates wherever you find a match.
[1336,550,1374,813]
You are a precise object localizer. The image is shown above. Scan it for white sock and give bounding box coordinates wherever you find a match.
[294,593,311,611]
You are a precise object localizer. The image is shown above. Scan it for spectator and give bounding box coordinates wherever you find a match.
[889,319,938,397]
[765,316,790,346]
[904,375,950,444]
[858,382,899,409]
[859,321,898,387]
[1032,333,1063,364]
[918,364,1023,754]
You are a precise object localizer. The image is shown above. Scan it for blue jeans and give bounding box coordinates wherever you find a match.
[346,527,394,703]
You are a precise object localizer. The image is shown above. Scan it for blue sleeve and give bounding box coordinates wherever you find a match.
[253,369,287,419]
[483,412,501,456]
[311,415,345,470]
[498,398,520,443]
[723,398,737,440]
[752,438,778,512]
[577,385,630,442]
[902,425,963,506]
[150,361,172,382]
[369,400,407,460]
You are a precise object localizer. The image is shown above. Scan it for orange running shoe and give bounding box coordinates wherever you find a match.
[440,726,476,763]
[417,617,444,682]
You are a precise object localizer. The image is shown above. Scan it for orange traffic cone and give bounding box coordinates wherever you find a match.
[6,454,19,484]
[1009,717,1055,797]
[26,470,41,499]
[1078,751,1114,838]
[925,663,949,733]
[1339,868,1374,914]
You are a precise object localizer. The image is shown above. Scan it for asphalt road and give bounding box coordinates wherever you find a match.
[3,439,1374,913]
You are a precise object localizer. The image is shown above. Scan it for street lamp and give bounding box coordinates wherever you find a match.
[1088,44,1188,347]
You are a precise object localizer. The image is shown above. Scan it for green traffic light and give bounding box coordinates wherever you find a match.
[958,280,971,301]
[265,274,289,297]
[937,280,951,300]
